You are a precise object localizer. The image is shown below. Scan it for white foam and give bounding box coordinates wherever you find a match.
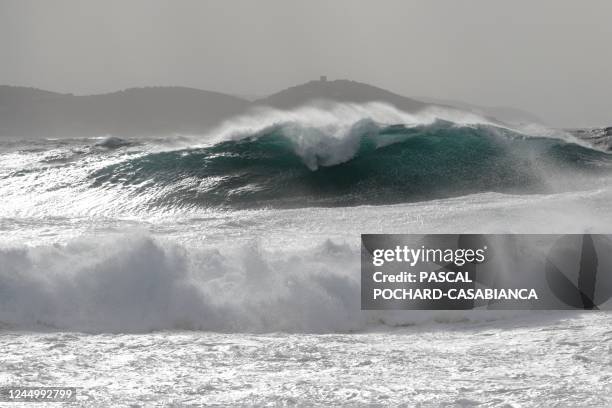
[199,102,590,148]
[171,102,595,170]
[0,233,532,333]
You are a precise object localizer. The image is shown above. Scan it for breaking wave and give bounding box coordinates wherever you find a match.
[0,233,539,333]
[1,102,611,216]
[90,118,611,209]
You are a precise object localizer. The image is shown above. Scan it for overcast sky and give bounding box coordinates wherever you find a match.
[1,0,610,127]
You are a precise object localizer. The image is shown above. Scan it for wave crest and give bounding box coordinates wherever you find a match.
[89,119,610,209]
[1,103,609,216]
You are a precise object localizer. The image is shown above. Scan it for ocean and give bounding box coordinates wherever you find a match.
[1,103,611,406]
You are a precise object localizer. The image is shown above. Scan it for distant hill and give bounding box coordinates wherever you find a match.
[0,86,249,139]
[415,95,545,125]
[1,80,543,140]
[254,79,429,112]
[570,126,612,151]
[0,86,67,105]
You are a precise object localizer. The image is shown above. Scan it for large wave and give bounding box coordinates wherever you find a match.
[1,103,610,217]
[89,119,611,210]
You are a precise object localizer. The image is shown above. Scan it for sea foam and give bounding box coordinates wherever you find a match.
[0,233,530,333]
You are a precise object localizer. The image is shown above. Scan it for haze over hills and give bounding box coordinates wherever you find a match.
[254,78,429,112]
[0,86,249,139]
[415,95,545,126]
[0,79,566,140]
[0,79,446,139]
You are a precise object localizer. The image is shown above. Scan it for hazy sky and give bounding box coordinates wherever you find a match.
[1,0,611,127]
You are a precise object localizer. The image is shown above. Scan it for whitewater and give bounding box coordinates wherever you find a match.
[1,103,612,406]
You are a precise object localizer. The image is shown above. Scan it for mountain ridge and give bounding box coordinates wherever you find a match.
[0,86,250,139]
[0,80,546,139]
[254,79,429,112]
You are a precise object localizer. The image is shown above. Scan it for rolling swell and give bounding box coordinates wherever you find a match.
[90,120,612,209]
